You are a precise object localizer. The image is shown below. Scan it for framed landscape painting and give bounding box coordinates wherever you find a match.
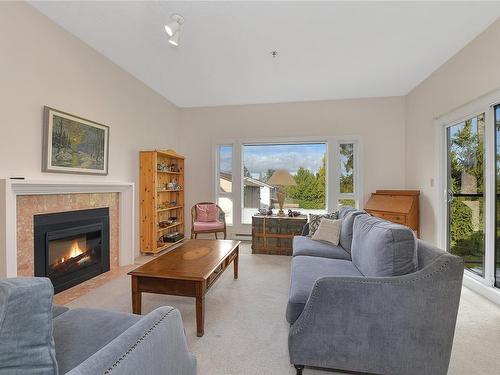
[43,106,109,175]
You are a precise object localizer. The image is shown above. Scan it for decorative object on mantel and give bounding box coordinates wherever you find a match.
[140,149,185,254]
[364,189,420,237]
[43,106,109,175]
[267,169,297,215]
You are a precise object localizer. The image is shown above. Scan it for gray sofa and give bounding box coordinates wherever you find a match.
[0,277,197,375]
[287,207,464,375]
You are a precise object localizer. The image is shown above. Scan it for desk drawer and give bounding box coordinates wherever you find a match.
[380,213,406,224]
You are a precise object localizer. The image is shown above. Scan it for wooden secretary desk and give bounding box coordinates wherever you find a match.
[364,190,420,238]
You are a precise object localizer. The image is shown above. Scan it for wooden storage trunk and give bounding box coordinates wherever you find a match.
[251,215,307,255]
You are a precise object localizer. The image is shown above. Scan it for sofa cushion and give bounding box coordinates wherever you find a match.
[286,256,363,323]
[338,205,356,219]
[53,308,141,374]
[196,203,218,222]
[292,236,350,260]
[193,220,224,231]
[351,215,418,277]
[339,210,367,253]
[311,218,342,245]
[0,277,58,375]
[307,212,338,237]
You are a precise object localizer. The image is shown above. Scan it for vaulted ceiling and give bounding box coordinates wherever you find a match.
[30,1,500,107]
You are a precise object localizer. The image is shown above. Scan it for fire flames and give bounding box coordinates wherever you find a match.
[57,240,85,264]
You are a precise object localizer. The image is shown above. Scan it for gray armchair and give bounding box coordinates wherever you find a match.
[0,277,197,375]
[65,306,196,375]
[288,240,464,375]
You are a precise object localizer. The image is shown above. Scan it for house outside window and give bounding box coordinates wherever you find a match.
[241,143,328,224]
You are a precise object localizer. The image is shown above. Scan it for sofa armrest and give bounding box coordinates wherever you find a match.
[288,254,463,375]
[67,307,196,375]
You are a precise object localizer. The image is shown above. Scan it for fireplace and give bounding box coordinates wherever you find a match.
[34,208,110,293]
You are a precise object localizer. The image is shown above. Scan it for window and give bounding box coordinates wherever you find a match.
[446,114,485,276]
[215,138,360,230]
[338,142,357,208]
[217,145,233,225]
[241,143,327,224]
[339,199,356,207]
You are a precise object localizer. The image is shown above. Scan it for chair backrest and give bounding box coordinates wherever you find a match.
[191,202,225,223]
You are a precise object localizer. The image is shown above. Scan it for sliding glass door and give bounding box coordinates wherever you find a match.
[495,106,500,287]
[446,114,485,276]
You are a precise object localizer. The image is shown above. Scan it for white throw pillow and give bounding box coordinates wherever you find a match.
[311,218,342,246]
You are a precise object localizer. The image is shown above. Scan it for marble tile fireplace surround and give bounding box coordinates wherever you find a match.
[0,180,135,280]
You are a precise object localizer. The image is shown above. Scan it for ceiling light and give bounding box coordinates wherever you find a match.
[164,14,184,37]
[169,32,180,47]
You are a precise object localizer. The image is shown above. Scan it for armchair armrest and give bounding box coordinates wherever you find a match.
[289,255,463,375]
[67,307,196,375]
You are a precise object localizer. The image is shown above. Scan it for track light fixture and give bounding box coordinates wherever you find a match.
[168,32,180,47]
[165,14,184,47]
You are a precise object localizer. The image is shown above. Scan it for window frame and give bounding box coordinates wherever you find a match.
[214,136,361,233]
[444,113,486,278]
[337,140,359,209]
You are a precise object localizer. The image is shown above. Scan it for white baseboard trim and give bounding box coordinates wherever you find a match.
[231,233,252,241]
[463,273,500,306]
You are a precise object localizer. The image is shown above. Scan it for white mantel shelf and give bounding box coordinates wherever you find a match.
[0,179,135,277]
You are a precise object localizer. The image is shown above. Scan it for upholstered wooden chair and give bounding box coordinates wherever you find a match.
[191,202,227,239]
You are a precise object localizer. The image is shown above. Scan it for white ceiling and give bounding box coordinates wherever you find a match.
[30,1,500,108]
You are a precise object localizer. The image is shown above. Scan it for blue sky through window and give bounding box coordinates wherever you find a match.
[243,143,326,179]
[219,145,232,174]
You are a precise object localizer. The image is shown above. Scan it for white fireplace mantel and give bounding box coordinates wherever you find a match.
[0,179,135,277]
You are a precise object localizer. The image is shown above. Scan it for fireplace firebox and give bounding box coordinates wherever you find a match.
[34,208,110,293]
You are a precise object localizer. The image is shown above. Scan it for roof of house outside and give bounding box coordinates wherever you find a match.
[220,172,274,189]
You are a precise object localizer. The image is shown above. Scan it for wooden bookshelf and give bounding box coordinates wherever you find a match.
[140,149,185,254]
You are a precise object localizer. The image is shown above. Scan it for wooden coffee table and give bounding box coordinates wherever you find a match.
[128,239,240,337]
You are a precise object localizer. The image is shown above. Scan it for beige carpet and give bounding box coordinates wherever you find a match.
[66,243,500,375]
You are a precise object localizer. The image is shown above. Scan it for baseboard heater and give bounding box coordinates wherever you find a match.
[232,233,252,241]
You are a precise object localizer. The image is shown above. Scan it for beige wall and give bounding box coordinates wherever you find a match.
[0,3,180,253]
[179,97,406,234]
[6,2,499,246]
[405,18,500,243]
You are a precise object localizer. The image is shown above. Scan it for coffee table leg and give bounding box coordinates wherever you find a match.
[234,246,239,279]
[131,276,142,315]
[196,296,205,337]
